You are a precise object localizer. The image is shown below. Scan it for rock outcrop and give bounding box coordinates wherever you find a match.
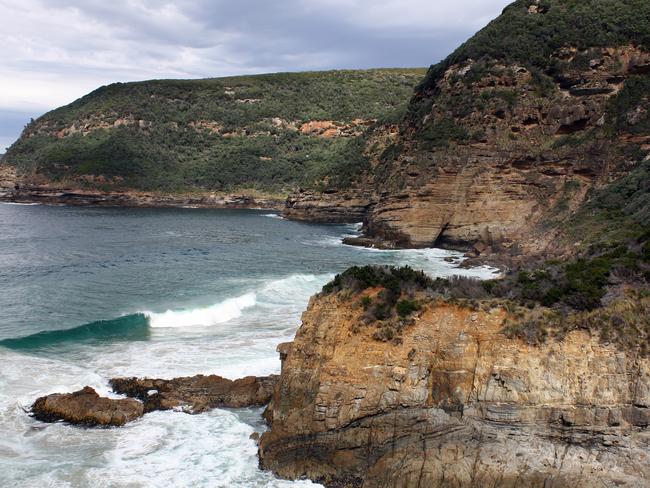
[1,185,284,209]
[31,387,144,427]
[359,46,650,251]
[258,293,650,487]
[284,189,373,223]
[110,374,278,413]
[32,375,278,427]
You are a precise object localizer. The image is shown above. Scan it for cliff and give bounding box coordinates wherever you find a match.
[1,69,425,198]
[259,286,650,487]
[286,0,650,256]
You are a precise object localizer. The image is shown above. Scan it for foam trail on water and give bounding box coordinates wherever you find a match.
[0,201,41,206]
[145,292,257,328]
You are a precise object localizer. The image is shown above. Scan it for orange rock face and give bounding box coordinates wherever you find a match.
[259,293,650,487]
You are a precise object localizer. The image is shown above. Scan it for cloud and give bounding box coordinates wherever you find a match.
[0,0,511,148]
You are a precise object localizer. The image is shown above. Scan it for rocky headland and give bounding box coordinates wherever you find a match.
[258,267,650,487]
[285,42,650,256]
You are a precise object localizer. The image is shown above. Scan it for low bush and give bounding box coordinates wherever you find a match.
[396,299,420,318]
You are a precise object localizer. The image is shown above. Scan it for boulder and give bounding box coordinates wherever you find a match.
[31,386,144,427]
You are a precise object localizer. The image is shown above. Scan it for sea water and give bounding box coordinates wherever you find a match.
[0,204,498,487]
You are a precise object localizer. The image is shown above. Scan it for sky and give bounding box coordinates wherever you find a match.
[0,0,511,151]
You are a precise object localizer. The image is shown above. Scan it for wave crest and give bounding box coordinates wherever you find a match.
[144,292,257,328]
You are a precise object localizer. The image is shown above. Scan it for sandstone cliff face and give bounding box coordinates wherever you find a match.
[285,46,650,253]
[259,294,650,487]
[284,190,373,223]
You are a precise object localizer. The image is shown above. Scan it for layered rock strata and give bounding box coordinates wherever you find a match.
[110,374,278,413]
[258,293,650,487]
[284,190,373,223]
[1,184,283,210]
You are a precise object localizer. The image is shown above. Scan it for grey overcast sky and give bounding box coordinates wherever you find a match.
[0,0,512,150]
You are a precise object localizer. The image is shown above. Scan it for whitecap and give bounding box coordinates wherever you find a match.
[0,201,41,206]
[144,292,257,328]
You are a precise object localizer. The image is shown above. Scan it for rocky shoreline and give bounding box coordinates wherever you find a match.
[30,283,650,487]
[0,186,285,210]
[31,374,278,427]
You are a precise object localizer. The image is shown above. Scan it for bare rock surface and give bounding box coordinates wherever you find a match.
[258,293,650,487]
[31,375,279,428]
[284,189,373,224]
[31,386,144,427]
[110,374,279,413]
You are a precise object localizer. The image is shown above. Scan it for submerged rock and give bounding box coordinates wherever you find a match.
[31,386,144,427]
[110,374,278,413]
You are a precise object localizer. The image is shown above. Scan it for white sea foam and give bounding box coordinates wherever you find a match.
[263,213,284,219]
[0,349,320,487]
[0,201,41,206]
[145,292,257,328]
[83,409,318,488]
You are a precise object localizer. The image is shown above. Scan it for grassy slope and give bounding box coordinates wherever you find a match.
[3,69,426,192]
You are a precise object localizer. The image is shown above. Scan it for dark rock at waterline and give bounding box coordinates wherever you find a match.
[30,375,278,428]
[341,236,400,250]
[110,374,279,413]
[31,386,144,426]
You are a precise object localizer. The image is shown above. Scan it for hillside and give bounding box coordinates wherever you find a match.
[288,0,650,254]
[1,69,425,193]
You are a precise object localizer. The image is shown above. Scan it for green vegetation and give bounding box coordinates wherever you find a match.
[418,0,650,92]
[417,117,469,149]
[396,299,421,318]
[564,160,650,246]
[323,246,649,353]
[322,265,433,296]
[501,292,650,355]
[322,266,431,343]
[606,76,650,136]
[2,69,426,192]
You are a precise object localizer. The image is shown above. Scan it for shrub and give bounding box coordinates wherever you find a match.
[417,117,468,148]
[396,300,420,318]
[418,0,650,93]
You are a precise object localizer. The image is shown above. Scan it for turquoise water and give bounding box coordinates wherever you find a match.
[0,203,497,487]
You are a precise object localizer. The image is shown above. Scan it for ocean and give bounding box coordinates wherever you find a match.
[0,203,497,487]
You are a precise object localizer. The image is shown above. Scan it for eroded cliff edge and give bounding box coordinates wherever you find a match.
[259,272,650,487]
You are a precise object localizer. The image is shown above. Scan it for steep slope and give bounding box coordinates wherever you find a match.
[1,69,425,195]
[259,268,650,487]
[287,0,650,257]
